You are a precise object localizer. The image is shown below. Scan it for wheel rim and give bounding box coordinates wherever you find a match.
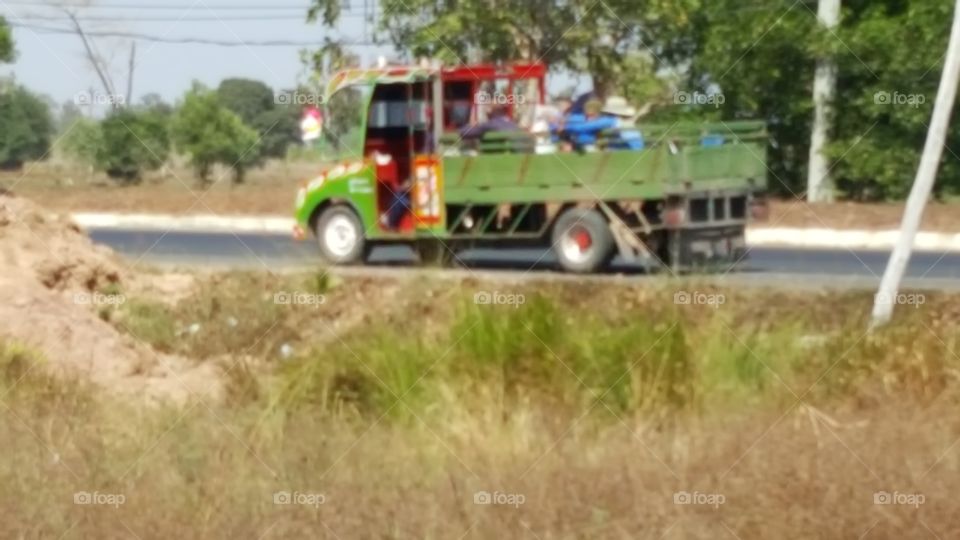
[322,214,358,258]
[560,225,593,264]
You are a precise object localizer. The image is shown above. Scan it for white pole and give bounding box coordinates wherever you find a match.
[871,0,960,329]
[807,0,841,203]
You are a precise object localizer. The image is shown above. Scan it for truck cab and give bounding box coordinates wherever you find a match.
[294,62,768,273]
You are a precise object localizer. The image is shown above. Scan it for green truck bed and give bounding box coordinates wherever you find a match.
[442,121,768,204]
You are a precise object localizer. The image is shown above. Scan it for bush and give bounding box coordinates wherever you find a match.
[171,86,260,184]
[96,109,170,182]
[0,83,54,169]
[60,117,103,167]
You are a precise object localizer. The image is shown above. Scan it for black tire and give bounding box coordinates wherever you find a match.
[313,205,367,265]
[551,208,615,273]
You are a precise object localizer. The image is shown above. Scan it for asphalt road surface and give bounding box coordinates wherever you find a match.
[90,228,960,291]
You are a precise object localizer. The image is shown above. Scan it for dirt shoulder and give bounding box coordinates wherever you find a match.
[6,166,960,232]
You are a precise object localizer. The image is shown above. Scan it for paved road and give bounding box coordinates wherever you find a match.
[90,228,960,291]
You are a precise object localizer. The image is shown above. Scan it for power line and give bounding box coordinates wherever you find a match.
[7,13,319,21]
[9,20,379,46]
[1,1,318,10]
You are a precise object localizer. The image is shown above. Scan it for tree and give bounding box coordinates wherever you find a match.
[252,106,301,159]
[171,86,260,184]
[827,0,957,199]
[0,16,14,63]
[0,83,54,170]
[217,78,275,125]
[217,78,301,160]
[681,0,955,200]
[307,0,693,97]
[96,109,170,182]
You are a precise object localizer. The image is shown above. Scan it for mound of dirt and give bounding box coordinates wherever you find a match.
[0,193,223,404]
[0,194,123,294]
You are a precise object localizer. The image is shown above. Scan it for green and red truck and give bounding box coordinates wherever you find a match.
[292,62,768,273]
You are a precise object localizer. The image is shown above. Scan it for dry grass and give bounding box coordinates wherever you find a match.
[7,160,960,231]
[2,160,313,215]
[3,276,960,539]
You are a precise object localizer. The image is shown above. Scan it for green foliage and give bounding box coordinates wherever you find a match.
[61,117,103,166]
[171,85,261,184]
[309,0,692,97]
[309,0,958,201]
[0,83,54,169]
[0,16,13,63]
[217,78,274,125]
[96,109,170,182]
[217,79,301,161]
[679,0,955,200]
[251,105,301,159]
[827,1,956,199]
[137,93,174,117]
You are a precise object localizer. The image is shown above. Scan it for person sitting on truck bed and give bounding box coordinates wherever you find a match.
[560,97,643,151]
[459,104,519,142]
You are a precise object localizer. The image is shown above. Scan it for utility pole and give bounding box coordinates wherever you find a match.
[871,0,960,329]
[125,42,136,108]
[807,0,841,202]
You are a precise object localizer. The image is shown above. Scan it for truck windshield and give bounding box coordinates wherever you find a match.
[323,84,371,161]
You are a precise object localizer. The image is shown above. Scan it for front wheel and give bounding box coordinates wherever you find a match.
[314,205,367,264]
[551,208,615,273]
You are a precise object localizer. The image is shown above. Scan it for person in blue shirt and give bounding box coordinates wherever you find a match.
[561,97,644,151]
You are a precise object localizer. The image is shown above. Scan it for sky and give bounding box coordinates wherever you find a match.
[0,0,392,109]
[0,0,588,114]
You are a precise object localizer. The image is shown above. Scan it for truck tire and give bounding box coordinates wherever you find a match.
[314,205,367,265]
[551,208,615,273]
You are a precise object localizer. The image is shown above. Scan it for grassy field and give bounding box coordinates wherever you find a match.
[2,273,960,538]
[6,160,960,232]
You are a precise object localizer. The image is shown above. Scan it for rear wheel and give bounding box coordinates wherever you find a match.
[314,205,367,265]
[551,208,615,273]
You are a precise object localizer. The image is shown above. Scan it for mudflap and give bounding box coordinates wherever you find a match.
[664,226,748,273]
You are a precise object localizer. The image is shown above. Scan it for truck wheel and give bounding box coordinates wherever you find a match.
[551,208,615,273]
[314,205,366,264]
